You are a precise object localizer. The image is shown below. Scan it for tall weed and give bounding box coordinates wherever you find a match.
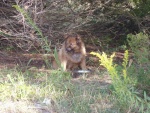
[13,5,51,53]
[90,50,150,112]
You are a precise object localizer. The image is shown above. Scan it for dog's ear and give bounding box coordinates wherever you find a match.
[75,34,81,40]
[76,34,81,45]
[76,34,81,40]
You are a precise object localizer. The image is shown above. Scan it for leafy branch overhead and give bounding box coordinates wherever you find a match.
[0,0,150,50]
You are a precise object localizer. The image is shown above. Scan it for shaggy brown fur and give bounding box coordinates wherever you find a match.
[53,34,86,71]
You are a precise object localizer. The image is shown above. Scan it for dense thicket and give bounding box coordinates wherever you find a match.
[0,0,149,50]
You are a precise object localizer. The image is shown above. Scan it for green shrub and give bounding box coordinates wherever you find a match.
[90,49,150,112]
[131,0,150,17]
[127,32,150,91]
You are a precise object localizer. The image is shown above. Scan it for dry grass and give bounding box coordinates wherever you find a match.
[0,67,118,113]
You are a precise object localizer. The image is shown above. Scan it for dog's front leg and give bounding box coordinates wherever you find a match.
[61,60,67,71]
[80,58,86,70]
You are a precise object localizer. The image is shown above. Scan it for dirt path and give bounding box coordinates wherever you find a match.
[0,51,52,69]
[0,51,114,113]
[0,50,124,70]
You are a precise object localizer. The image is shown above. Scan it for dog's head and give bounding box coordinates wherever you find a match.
[64,34,82,53]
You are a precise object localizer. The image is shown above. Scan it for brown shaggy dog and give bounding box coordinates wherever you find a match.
[53,33,86,71]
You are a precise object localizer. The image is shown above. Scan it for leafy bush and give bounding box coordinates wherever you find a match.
[131,0,150,17]
[90,50,150,112]
[127,32,150,91]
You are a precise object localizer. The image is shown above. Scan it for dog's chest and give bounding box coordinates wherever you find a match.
[71,53,82,62]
